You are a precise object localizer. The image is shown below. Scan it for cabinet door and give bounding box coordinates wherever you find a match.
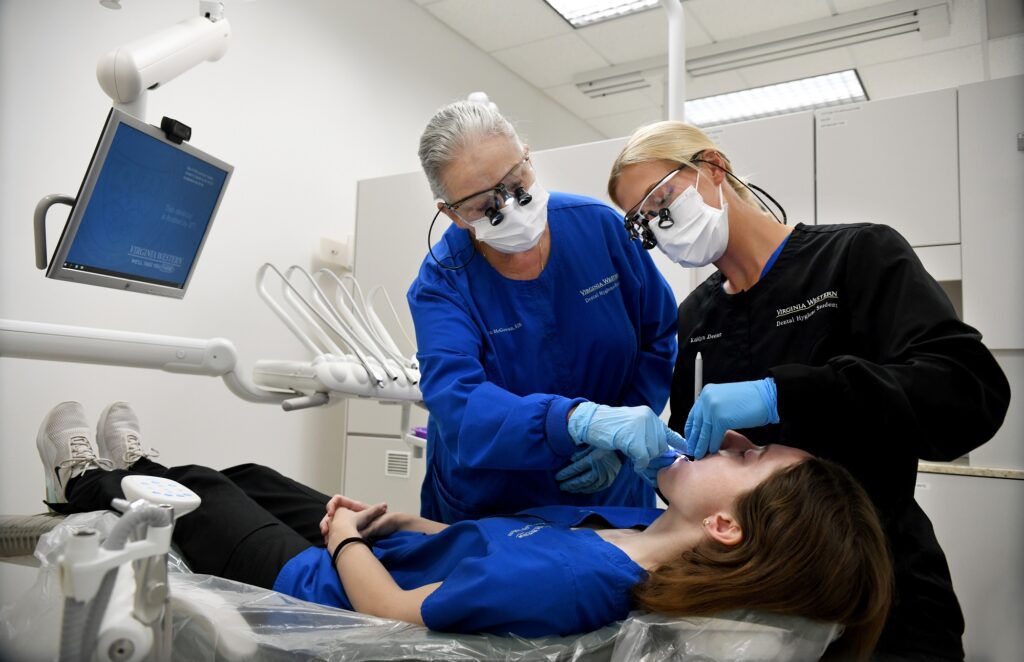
[915,472,1024,661]
[959,75,1024,349]
[816,88,960,247]
[704,111,815,228]
[343,434,425,514]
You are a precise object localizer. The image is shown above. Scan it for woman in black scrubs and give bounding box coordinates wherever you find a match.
[607,120,1010,661]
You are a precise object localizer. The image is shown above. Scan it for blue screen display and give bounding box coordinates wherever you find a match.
[64,123,229,288]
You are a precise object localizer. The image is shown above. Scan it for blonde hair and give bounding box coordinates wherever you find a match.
[608,121,759,210]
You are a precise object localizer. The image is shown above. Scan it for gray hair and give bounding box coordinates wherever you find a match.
[418,100,523,201]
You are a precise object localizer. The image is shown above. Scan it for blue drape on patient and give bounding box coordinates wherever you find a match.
[273,505,659,637]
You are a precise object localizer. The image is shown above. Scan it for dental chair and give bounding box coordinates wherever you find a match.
[1,510,841,662]
[0,268,841,660]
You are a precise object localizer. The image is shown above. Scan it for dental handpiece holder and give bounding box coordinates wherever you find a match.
[57,478,201,662]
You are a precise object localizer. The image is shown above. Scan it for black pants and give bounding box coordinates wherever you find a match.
[64,460,330,590]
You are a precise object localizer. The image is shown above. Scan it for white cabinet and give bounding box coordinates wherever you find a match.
[816,88,960,248]
[704,111,815,228]
[343,434,425,515]
[971,350,1024,472]
[353,171,438,345]
[530,137,696,305]
[531,136,627,206]
[915,472,1024,661]
[958,75,1024,349]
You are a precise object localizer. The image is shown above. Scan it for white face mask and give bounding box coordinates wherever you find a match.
[649,171,729,267]
[469,182,549,254]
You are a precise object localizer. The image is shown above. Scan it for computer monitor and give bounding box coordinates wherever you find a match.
[46,108,233,298]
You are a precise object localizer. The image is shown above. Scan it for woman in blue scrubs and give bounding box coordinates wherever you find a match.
[409,101,684,523]
[51,421,892,659]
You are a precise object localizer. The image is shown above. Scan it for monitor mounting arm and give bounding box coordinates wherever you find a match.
[96,1,231,122]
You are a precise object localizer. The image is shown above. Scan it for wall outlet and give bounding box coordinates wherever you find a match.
[319,235,353,270]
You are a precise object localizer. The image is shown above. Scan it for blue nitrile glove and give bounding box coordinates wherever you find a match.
[555,446,622,494]
[638,449,682,488]
[684,377,779,459]
[568,402,688,470]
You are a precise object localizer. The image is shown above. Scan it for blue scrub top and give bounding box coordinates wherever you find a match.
[407,192,678,522]
[272,505,661,637]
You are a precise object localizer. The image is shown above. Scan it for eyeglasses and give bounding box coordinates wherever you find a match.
[623,164,691,249]
[445,154,535,226]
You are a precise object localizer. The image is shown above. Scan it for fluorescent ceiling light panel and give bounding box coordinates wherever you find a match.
[685,69,867,127]
[544,0,660,28]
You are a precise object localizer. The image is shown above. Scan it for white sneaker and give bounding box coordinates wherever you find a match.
[36,402,113,503]
[96,402,160,470]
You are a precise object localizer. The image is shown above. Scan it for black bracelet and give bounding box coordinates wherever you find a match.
[331,536,371,568]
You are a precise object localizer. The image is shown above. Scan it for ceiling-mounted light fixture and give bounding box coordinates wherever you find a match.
[684,69,868,127]
[686,0,949,77]
[544,0,660,29]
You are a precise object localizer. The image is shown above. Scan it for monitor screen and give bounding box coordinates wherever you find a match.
[47,109,233,298]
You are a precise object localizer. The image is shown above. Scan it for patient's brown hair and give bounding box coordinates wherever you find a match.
[634,458,892,660]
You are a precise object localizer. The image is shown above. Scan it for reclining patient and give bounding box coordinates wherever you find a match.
[39,401,893,660]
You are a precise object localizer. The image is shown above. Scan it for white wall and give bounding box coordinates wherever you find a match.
[0,0,600,550]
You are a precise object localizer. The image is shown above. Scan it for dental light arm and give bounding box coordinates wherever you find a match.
[0,318,288,404]
[96,1,231,120]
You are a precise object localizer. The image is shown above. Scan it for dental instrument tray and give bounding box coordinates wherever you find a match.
[35,108,233,298]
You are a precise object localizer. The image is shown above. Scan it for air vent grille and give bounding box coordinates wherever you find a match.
[385,450,411,478]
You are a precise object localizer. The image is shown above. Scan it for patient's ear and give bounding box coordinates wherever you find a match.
[705,512,743,546]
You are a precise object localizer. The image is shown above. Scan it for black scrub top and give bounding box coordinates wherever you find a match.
[670,223,1010,660]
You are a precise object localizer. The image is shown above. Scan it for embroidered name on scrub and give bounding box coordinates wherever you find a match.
[579,273,620,303]
[776,290,839,327]
[690,332,722,344]
[489,322,523,335]
[506,523,550,539]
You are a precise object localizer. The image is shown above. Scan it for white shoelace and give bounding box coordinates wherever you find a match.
[122,432,160,466]
[59,434,113,475]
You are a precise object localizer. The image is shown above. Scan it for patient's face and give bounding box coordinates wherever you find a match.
[657,431,810,516]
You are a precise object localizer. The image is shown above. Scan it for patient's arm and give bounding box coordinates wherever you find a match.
[363,511,448,538]
[321,495,448,544]
[328,507,441,624]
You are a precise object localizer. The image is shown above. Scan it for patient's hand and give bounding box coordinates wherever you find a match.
[360,511,410,541]
[326,500,388,550]
[321,494,374,545]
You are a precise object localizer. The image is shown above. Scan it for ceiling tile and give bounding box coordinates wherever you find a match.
[588,106,666,139]
[846,31,927,67]
[544,82,658,119]
[425,0,571,53]
[575,7,713,66]
[858,45,985,99]
[685,0,831,42]
[638,78,665,106]
[987,0,1024,39]
[987,33,1024,79]
[491,33,610,88]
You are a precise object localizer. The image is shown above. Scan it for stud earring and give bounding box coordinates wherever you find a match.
[702,518,710,527]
